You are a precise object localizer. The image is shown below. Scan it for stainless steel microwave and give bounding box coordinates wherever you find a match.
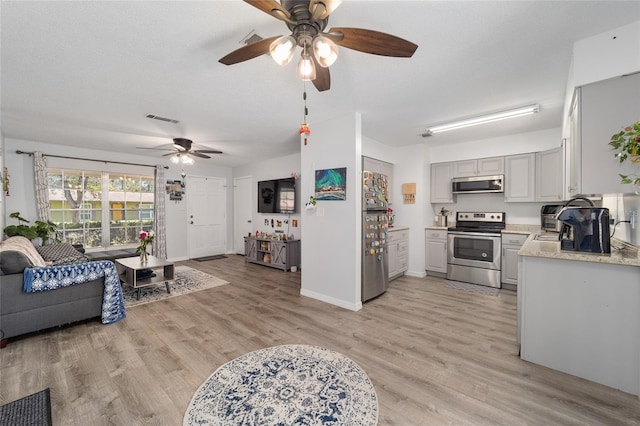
[451,175,504,194]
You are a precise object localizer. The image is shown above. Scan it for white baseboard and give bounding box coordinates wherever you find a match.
[300,288,362,312]
[406,270,427,278]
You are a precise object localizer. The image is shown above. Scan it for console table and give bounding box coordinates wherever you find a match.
[244,237,300,271]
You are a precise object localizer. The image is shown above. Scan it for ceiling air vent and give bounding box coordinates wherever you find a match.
[146,114,179,124]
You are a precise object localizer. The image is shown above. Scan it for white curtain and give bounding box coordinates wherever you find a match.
[153,165,167,259]
[34,151,51,222]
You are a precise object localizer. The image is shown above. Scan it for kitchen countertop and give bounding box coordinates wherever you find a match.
[520,235,640,267]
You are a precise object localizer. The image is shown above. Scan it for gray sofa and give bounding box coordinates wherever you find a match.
[0,243,136,347]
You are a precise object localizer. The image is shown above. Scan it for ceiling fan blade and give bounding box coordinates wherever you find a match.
[162,152,177,157]
[219,35,281,65]
[190,152,211,159]
[243,0,291,21]
[328,27,418,57]
[309,0,342,20]
[136,147,175,151]
[311,55,331,92]
[193,150,223,155]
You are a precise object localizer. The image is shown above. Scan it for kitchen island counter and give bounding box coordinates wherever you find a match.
[520,235,640,267]
[518,236,640,396]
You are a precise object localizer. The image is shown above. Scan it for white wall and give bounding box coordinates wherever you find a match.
[429,128,561,164]
[232,152,302,241]
[573,20,640,87]
[300,112,362,311]
[3,138,233,261]
[391,144,429,277]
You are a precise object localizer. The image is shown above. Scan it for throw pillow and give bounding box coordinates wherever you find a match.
[36,243,89,266]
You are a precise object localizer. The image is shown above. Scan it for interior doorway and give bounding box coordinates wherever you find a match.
[187,175,226,259]
[233,176,253,254]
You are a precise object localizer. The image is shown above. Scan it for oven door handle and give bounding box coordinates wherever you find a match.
[448,231,501,238]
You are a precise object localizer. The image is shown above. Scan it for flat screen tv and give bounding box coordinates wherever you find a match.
[257,177,297,214]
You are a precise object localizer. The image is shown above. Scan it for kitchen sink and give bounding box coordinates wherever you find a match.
[533,233,560,242]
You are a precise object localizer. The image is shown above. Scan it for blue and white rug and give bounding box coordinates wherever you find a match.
[184,344,378,425]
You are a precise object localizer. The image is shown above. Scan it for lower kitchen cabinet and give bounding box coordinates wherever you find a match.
[425,228,447,275]
[388,228,409,281]
[244,237,300,271]
[501,233,529,289]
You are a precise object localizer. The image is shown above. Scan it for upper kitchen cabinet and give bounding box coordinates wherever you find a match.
[452,156,504,178]
[431,162,454,204]
[505,153,535,202]
[536,147,563,202]
[567,72,640,196]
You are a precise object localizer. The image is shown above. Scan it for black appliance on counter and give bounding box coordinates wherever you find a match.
[447,212,506,288]
[540,204,564,233]
[556,207,611,253]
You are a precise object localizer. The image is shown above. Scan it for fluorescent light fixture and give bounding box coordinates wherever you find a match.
[425,104,540,134]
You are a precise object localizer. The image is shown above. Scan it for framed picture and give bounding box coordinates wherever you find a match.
[315,167,347,201]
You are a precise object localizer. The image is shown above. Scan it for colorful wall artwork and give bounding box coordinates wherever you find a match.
[314,167,347,201]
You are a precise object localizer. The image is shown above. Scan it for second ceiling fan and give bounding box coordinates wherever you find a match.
[219,0,418,92]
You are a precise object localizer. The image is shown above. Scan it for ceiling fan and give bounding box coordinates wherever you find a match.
[137,138,223,164]
[219,0,418,92]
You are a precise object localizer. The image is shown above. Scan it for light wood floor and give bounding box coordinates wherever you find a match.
[2,254,639,425]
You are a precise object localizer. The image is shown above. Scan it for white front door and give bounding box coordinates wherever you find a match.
[187,176,226,259]
[233,176,253,254]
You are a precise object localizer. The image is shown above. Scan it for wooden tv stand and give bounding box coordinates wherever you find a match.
[244,237,300,271]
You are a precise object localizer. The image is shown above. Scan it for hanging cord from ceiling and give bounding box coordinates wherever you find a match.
[300,81,311,145]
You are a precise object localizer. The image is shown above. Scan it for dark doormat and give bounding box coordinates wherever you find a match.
[0,388,52,426]
[193,255,228,262]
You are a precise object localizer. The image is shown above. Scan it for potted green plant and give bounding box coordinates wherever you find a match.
[3,212,60,244]
[609,120,640,186]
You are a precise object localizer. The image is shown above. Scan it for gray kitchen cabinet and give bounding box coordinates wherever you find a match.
[505,153,535,202]
[244,237,300,271]
[501,233,529,289]
[568,73,640,196]
[536,147,563,202]
[430,162,454,203]
[453,156,504,177]
[425,228,447,275]
[388,228,409,281]
[567,92,581,198]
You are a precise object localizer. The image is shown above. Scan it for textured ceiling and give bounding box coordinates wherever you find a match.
[2,1,639,167]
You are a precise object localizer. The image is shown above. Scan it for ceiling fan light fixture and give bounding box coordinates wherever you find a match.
[426,104,540,134]
[297,45,316,81]
[170,154,181,164]
[312,35,338,68]
[270,35,296,66]
[181,154,194,165]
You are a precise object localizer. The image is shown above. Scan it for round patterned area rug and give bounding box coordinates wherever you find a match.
[183,344,378,425]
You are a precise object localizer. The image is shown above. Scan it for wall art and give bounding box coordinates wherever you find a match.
[315,167,347,201]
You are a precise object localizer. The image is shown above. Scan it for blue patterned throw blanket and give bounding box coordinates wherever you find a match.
[23,261,126,324]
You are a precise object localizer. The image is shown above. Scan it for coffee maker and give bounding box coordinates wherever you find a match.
[556,207,611,253]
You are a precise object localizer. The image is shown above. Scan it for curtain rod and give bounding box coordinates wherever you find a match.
[15,150,169,169]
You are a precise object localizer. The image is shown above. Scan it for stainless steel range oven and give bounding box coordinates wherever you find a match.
[447,212,505,288]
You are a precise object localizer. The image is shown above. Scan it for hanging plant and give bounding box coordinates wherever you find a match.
[609,120,640,186]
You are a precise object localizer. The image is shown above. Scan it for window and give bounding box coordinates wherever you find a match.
[140,203,154,220]
[79,202,92,222]
[48,169,154,249]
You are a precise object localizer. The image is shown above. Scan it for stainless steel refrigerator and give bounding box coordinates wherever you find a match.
[362,171,389,302]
